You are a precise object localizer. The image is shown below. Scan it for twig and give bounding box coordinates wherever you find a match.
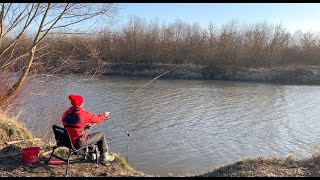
[5,138,42,145]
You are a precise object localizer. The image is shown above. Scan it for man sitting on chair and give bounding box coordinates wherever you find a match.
[62,94,114,164]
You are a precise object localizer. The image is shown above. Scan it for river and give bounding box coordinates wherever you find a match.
[19,74,320,176]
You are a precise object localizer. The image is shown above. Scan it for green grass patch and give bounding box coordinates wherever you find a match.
[115,154,132,171]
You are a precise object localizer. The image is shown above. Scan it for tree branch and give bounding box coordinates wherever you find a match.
[0,4,40,59]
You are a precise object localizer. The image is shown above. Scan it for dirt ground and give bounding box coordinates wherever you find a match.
[2,143,320,177]
[0,145,150,177]
[2,145,320,177]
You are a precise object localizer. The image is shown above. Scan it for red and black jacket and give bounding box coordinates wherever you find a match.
[62,106,107,145]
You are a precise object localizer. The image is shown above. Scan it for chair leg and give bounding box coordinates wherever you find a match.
[46,146,57,164]
[95,145,99,168]
[66,150,72,177]
[84,146,88,160]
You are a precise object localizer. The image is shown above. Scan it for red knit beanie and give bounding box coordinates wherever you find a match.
[69,94,84,107]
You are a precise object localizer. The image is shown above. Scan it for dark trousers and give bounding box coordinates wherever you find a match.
[75,132,109,154]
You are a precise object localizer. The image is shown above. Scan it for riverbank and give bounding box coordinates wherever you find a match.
[1,112,320,177]
[195,155,320,177]
[101,63,320,84]
[0,113,151,177]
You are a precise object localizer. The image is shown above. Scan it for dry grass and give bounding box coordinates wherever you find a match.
[0,112,34,147]
[196,155,320,177]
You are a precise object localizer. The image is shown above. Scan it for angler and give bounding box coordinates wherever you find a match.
[61,94,114,165]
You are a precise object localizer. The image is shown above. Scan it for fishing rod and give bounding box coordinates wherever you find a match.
[117,66,177,165]
[89,66,178,130]
[118,66,178,106]
[86,66,177,164]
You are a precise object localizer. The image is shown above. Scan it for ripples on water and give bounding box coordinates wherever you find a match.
[20,75,320,176]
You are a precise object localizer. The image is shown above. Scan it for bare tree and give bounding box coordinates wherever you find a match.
[0,3,118,107]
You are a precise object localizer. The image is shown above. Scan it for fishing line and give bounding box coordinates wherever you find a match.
[94,66,178,129]
[119,66,178,106]
[109,66,177,164]
[101,66,178,120]
[127,130,129,169]
[101,66,178,115]
[90,66,177,163]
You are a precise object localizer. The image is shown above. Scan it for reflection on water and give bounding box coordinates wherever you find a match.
[19,75,320,176]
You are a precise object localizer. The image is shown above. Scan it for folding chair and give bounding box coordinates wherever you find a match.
[47,125,99,177]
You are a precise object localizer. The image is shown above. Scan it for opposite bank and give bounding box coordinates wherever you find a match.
[99,63,320,84]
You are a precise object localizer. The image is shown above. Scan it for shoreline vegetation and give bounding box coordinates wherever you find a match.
[99,63,320,85]
[3,17,320,86]
[2,111,320,177]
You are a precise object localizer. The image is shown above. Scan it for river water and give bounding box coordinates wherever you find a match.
[19,75,320,176]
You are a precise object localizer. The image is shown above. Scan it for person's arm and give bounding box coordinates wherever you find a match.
[84,110,107,124]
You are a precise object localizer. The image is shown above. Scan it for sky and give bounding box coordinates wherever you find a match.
[115,3,320,34]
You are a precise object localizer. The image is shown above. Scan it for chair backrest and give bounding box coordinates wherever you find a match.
[52,125,75,150]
